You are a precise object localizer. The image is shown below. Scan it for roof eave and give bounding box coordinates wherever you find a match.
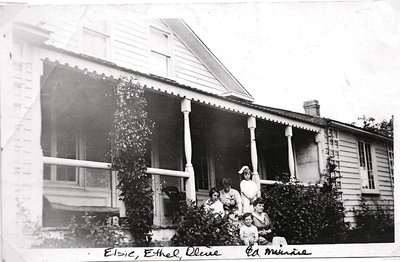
[13,22,51,45]
[163,18,254,101]
[329,120,393,142]
[222,91,254,102]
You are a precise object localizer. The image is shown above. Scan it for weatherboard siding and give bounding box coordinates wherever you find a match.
[41,20,81,50]
[112,20,149,73]
[336,131,394,224]
[39,17,226,94]
[374,143,394,208]
[337,132,360,224]
[2,37,44,241]
[173,35,226,93]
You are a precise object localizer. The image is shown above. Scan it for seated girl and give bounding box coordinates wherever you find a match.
[203,187,224,215]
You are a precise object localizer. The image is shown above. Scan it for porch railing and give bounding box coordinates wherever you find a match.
[43,157,321,197]
[43,156,190,178]
[260,179,323,187]
[43,156,189,219]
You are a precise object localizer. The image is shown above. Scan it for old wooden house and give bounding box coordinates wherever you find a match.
[0,5,394,249]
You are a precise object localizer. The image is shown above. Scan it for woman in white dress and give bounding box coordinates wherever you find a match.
[239,166,258,213]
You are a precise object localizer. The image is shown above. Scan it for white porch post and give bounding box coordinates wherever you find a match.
[315,131,324,175]
[247,116,260,197]
[285,126,296,181]
[181,98,196,201]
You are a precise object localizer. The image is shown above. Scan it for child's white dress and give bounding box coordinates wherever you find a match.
[240,180,258,213]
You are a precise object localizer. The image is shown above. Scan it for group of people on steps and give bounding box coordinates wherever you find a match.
[203,166,280,246]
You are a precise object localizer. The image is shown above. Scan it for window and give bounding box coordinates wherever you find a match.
[388,145,394,185]
[358,141,376,191]
[328,129,341,190]
[41,71,113,187]
[194,156,209,190]
[193,145,209,191]
[82,20,109,58]
[150,27,171,77]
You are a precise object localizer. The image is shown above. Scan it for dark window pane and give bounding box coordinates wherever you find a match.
[86,168,111,188]
[56,166,76,182]
[43,165,51,180]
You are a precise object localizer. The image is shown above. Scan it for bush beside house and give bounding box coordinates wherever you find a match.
[110,77,154,245]
[33,185,394,247]
[260,183,348,244]
[346,198,394,243]
[33,214,133,248]
[171,201,241,246]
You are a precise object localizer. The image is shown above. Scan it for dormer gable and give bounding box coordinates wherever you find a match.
[13,6,253,101]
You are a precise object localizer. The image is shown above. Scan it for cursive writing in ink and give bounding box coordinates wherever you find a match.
[104,248,136,258]
[144,248,181,259]
[186,246,222,257]
[245,245,260,257]
[264,247,312,256]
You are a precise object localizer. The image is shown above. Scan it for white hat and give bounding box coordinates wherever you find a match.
[238,165,250,174]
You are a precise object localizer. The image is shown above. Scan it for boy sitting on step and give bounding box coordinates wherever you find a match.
[239,213,258,246]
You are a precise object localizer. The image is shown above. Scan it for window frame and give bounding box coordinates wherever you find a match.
[43,110,84,186]
[149,26,173,78]
[41,81,113,191]
[357,140,380,194]
[80,20,112,60]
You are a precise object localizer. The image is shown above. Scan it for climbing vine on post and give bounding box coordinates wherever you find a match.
[111,77,154,245]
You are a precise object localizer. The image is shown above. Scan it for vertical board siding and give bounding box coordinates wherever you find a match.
[39,18,227,95]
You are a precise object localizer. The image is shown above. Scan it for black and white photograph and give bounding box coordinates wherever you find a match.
[0,1,398,261]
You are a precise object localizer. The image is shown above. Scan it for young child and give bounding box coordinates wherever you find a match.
[239,166,258,213]
[203,187,224,215]
[239,213,258,246]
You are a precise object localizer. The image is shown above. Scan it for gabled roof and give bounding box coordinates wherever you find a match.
[163,19,254,102]
[26,12,391,141]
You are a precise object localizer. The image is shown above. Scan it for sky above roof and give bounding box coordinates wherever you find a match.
[136,0,399,126]
[3,1,400,126]
[175,1,399,126]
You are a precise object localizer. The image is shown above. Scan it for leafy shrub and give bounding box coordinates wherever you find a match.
[171,201,241,246]
[111,77,154,245]
[33,213,133,248]
[346,198,394,243]
[261,183,348,244]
